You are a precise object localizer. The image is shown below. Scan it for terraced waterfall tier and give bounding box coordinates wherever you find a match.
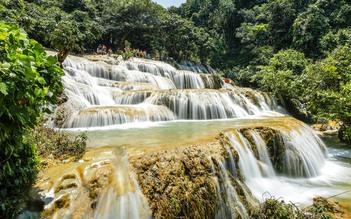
[37,55,351,218]
[51,56,284,128]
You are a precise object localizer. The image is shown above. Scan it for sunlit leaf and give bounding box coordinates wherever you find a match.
[0,82,8,95]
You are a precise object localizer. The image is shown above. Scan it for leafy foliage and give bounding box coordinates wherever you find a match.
[253,49,308,99]
[254,43,351,140]
[302,44,351,132]
[160,13,216,62]
[251,196,334,219]
[102,0,164,51]
[1,0,217,64]
[292,5,329,57]
[251,197,303,219]
[0,22,63,217]
[28,124,87,162]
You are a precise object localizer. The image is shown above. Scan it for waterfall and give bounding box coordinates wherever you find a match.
[114,91,152,105]
[210,158,248,219]
[111,67,176,90]
[178,61,212,74]
[45,55,348,218]
[63,57,110,79]
[53,56,285,128]
[228,132,264,179]
[223,123,327,180]
[94,151,150,219]
[121,61,209,89]
[63,56,222,90]
[96,78,159,91]
[63,105,175,128]
[280,125,327,177]
[143,90,281,120]
[250,131,275,177]
[63,67,116,106]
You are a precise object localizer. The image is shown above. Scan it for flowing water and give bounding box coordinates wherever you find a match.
[84,119,351,205]
[39,55,351,218]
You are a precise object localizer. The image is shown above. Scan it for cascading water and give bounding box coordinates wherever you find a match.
[94,150,151,219]
[178,61,213,74]
[63,105,175,128]
[225,124,327,180]
[228,132,265,179]
[144,90,269,120]
[210,158,248,219]
[53,56,282,129]
[280,126,327,178]
[40,55,351,218]
[250,130,275,177]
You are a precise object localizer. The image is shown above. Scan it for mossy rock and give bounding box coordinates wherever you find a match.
[130,140,258,218]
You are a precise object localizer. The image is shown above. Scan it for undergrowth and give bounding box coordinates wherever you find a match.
[28,123,88,163]
[251,193,336,219]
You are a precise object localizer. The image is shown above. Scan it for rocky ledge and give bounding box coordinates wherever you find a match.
[28,124,343,218]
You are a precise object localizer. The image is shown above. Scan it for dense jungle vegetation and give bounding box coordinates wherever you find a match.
[3,0,350,137]
[2,0,351,135]
[1,0,351,217]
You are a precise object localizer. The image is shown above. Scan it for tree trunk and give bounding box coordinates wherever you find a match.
[57,49,70,67]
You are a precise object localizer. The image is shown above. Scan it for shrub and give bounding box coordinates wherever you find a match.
[28,124,87,163]
[251,195,335,219]
[251,197,303,219]
[0,22,63,217]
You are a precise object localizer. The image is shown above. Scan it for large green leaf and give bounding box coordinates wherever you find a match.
[0,29,8,40]
[36,76,46,85]
[0,82,8,95]
[46,56,57,66]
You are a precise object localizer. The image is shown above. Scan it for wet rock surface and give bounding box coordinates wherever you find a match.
[130,142,220,219]
[312,120,342,136]
[36,147,118,218]
[238,127,286,173]
[130,137,259,219]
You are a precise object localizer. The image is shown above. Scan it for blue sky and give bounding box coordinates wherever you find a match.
[153,0,187,8]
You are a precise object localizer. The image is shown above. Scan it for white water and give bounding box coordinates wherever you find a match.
[56,57,282,128]
[94,150,151,219]
[63,56,219,90]
[210,158,248,219]
[63,105,175,128]
[229,132,264,179]
[250,131,276,177]
[281,126,327,178]
[220,123,351,208]
[178,61,212,74]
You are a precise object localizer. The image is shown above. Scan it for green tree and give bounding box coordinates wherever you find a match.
[292,5,330,57]
[102,0,164,51]
[0,23,64,217]
[50,22,77,64]
[61,0,87,13]
[0,0,28,27]
[160,13,216,62]
[48,10,103,63]
[302,44,351,141]
[320,28,351,53]
[253,49,308,99]
[267,0,296,50]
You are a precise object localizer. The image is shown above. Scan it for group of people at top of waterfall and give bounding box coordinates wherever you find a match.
[96,44,108,55]
[95,43,163,60]
[124,46,149,58]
